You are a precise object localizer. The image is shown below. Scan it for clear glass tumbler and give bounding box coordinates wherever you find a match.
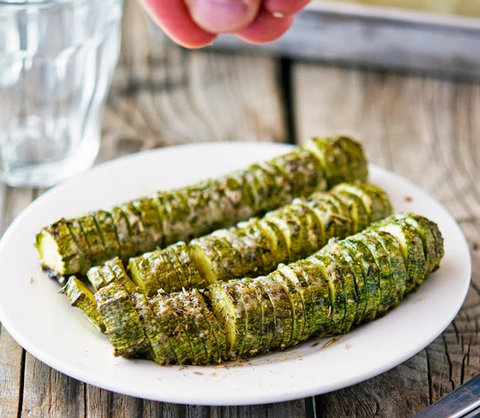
[0,0,123,187]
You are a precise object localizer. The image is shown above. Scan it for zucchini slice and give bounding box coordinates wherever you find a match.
[110,206,134,263]
[325,241,367,327]
[78,214,106,267]
[128,251,161,296]
[377,218,427,292]
[233,280,265,358]
[130,292,177,365]
[149,292,195,365]
[194,289,228,363]
[305,136,368,188]
[318,251,358,334]
[368,229,407,303]
[95,282,150,358]
[288,260,333,339]
[307,255,346,336]
[395,213,442,274]
[167,290,218,365]
[93,210,121,262]
[105,257,137,294]
[132,197,164,249]
[256,275,293,350]
[62,276,105,333]
[350,233,397,316]
[86,264,107,291]
[275,265,308,346]
[330,189,369,234]
[121,202,153,255]
[342,238,382,321]
[209,282,245,360]
[35,219,85,276]
[246,278,277,354]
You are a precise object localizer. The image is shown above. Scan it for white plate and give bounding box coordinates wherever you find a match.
[0,142,471,406]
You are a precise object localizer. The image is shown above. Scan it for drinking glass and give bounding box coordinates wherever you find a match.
[0,0,123,187]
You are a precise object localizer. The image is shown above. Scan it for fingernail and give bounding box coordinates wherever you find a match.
[188,0,260,33]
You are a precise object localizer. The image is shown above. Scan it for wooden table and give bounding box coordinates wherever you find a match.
[1,2,479,417]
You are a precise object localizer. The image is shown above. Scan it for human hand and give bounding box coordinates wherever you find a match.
[140,0,310,48]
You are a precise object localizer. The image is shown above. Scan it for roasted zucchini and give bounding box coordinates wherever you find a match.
[36,136,368,276]
[92,213,443,364]
[129,182,392,296]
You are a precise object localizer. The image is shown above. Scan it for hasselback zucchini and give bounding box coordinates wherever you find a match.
[36,136,368,276]
[90,213,443,365]
[128,182,392,295]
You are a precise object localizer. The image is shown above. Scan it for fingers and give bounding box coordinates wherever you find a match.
[140,0,216,49]
[235,7,295,43]
[139,0,307,48]
[187,0,263,33]
[263,0,311,16]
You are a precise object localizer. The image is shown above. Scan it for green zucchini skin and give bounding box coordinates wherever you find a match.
[87,257,136,293]
[97,213,442,364]
[95,283,150,358]
[130,292,178,365]
[148,292,195,365]
[62,276,105,333]
[37,136,368,276]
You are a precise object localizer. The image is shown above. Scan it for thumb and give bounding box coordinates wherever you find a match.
[186,0,262,33]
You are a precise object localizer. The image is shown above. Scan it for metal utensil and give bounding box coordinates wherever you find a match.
[415,374,480,418]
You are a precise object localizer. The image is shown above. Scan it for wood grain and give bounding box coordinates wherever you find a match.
[98,0,286,165]
[0,187,35,418]
[293,64,480,416]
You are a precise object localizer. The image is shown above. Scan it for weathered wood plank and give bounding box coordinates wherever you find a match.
[293,64,480,416]
[0,186,37,418]
[99,0,286,165]
[21,356,85,418]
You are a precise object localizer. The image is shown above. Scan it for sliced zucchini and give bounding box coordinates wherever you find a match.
[110,206,134,263]
[274,266,307,346]
[377,217,426,292]
[233,280,265,358]
[93,210,121,262]
[325,241,366,327]
[289,259,334,338]
[350,233,397,316]
[37,136,368,275]
[77,214,106,267]
[331,189,369,234]
[256,275,293,350]
[35,219,85,276]
[128,252,161,296]
[209,282,245,360]
[307,255,346,336]
[95,282,150,358]
[130,292,177,365]
[132,197,164,249]
[246,277,277,354]
[104,257,137,294]
[149,291,195,365]
[341,238,381,321]
[62,276,105,333]
[167,290,217,365]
